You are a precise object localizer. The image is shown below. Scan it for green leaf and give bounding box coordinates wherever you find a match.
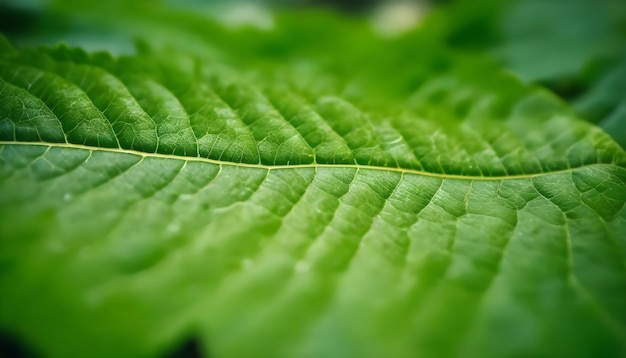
[574,60,626,148]
[495,0,626,82]
[490,0,626,147]
[1,8,626,358]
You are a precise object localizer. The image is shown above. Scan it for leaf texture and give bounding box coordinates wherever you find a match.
[1,16,626,358]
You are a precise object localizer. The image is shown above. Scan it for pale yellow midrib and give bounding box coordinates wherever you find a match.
[0,140,612,181]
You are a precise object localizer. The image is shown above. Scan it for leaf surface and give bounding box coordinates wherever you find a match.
[1,10,626,358]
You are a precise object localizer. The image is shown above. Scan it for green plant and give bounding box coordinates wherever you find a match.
[1,1,625,357]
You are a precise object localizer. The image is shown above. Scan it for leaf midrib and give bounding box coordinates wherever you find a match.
[2,140,619,181]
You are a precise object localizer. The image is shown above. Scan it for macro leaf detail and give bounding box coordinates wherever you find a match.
[1,5,626,358]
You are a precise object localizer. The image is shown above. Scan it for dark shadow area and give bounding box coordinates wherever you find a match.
[539,77,589,103]
[162,337,204,358]
[297,0,378,12]
[0,4,43,35]
[0,332,37,358]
